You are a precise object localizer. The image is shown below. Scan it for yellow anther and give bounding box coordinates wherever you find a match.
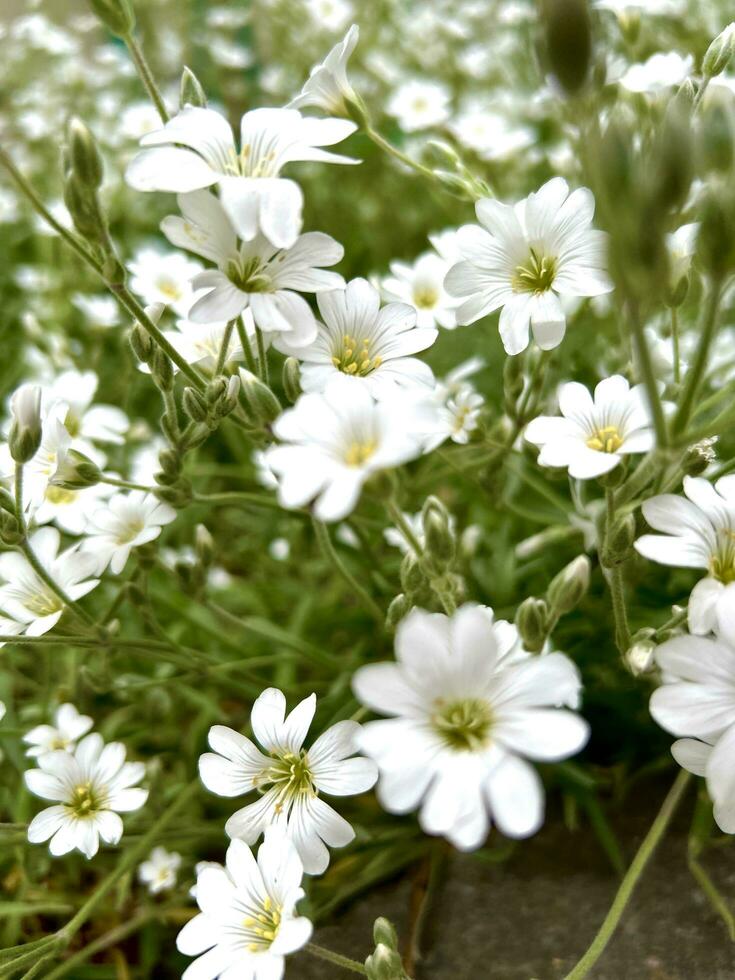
[586,426,623,454]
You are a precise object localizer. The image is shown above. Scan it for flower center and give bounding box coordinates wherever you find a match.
[226,257,272,293]
[711,530,735,584]
[586,425,623,453]
[64,412,81,438]
[511,248,557,294]
[45,486,77,505]
[243,895,283,952]
[116,518,145,546]
[432,697,493,751]
[66,781,104,818]
[25,588,64,618]
[413,286,439,309]
[156,277,183,301]
[344,440,377,467]
[331,334,383,376]
[257,751,316,815]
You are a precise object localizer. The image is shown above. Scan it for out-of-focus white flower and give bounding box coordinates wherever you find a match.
[138,846,182,894]
[619,52,694,94]
[25,732,147,859]
[71,294,120,329]
[635,476,735,641]
[82,491,177,575]
[155,314,252,374]
[269,538,291,561]
[382,251,460,330]
[199,688,377,873]
[177,831,312,979]
[305,0,354,30]
[387,79,451,132]
[289,24,359,115]
[449,106,533,161]
[45,371,129,449]
[264,376,430,521]
[353,604,588,849]
[670,728,735,834]
[23,703,93,757]
[282,277,436,398]
[21,401,70,511]
[119,102,162,142]
[161,190,343,346]
[129,248,203,317]
[525,376,655,479]
[0,527,99,636]
[446,178,612,354]
[126,106,357,249]
[666,222,698,285]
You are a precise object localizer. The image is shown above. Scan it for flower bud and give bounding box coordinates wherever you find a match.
[654,105,693,214]
[625,631,657,676]
[151,349,174,392]
[667,273,689,309]
[87,0,135,37]
[282,357,302,404]
[421,496,455,568]
[67,117,104,189]
[183,386,208,422]
[130,323,154,363]
[515,597,549,653]
[195,524,214,567]
[0,488,15,514]
[365,944,406,980]
[63,173,102,242]
[702,23,735,79]
[50,449,102,490]
[682,437,717,476]
[373,918,399,950]
[542,0,593,95]
[547,555,590,615]
[158,448,181,477]
[698,183,735,278]
[0,512,23,546]
[400,553,425,595]
[239,370,282,426]
[214,375,241,418]
[180,66,207,109]
[9,385,42,463]
[386,593,410,629]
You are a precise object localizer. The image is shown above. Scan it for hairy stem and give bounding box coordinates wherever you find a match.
[122,33,170,123]
[305,943,367,975]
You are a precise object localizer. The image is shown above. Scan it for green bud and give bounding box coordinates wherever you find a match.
[183,422,212,451]
[158,448,181,477]
[604,513,635,566]
[365,944,406,980]
[386,593,410,629]
[373,918,399,950]
[625,630,657,676]
[0,488,15,514]
[282,357,302,403]
[654,105,693,214]
[698,183,735,278]
[50,449,102,490]
[67,117,104,188]
[515,597,549,653]
[63,173,102,241]
[542,0,593,95]
[547,555,590,615]
[682,437,717,476]
[151,349,174,391]
[102,253,126,285]
[180,66,207,109]
[9,385,42,464]
[87,0,135,36]
[130,323,154,363]
[182,386,209,422]
[667,272,689,309]
[421,496,455,569]
[239,370,282,426]
[213,375,241,418]
[0,512,23,546]
[702,23,735,79]
[400,552,425,595]
[195,524,214,567]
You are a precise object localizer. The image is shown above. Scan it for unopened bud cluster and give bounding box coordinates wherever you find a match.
[516,555,590,652]
[365,918,409,980]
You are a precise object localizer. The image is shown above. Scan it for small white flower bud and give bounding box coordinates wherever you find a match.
[9,385,42,463]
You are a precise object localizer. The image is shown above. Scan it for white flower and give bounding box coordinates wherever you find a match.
[650,633,735,832]
[282,277,437,397]
[635,475,735,641]
[82,491,177,575]
[525,375,655,479]
[449,106,533,161]
[199,687,377,874]
[289,24,359,115]
[126,106,357,249]
[11,384,42,434]
[264,377,429,521]
[154,314,252,374]
[138,846,182,894]
[25,732,147,859]
[387,79,450,132]
[44,370,129,448]
[445,178,613,355]
[129,247,203,317]
[177,831,312,980]
[0,527,99,636]
[382,250,460,330]
[667,222,698,286]
[71,293,120,329]
[23,703,93,757]
[353,604,588,849]
[619,52,693,94]
[161,189,343,345]
[20,401,71,512]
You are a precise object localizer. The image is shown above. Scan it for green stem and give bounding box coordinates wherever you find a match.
[672,278,722,437]
[238,316,259,376]
[366,126,439,184]
[628,301,668,449]
[563,770,691,980]
[605,490,630,654]
[670,306,681,385]
[122,33,169,122]
[215,320,236,375]
[311,518,384,624]
[100,476,155,492]
[305,943,367,976]
[255,326,269,385]
[45,909,161,980]
[193,491,296,512]
[385,499,423,556]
